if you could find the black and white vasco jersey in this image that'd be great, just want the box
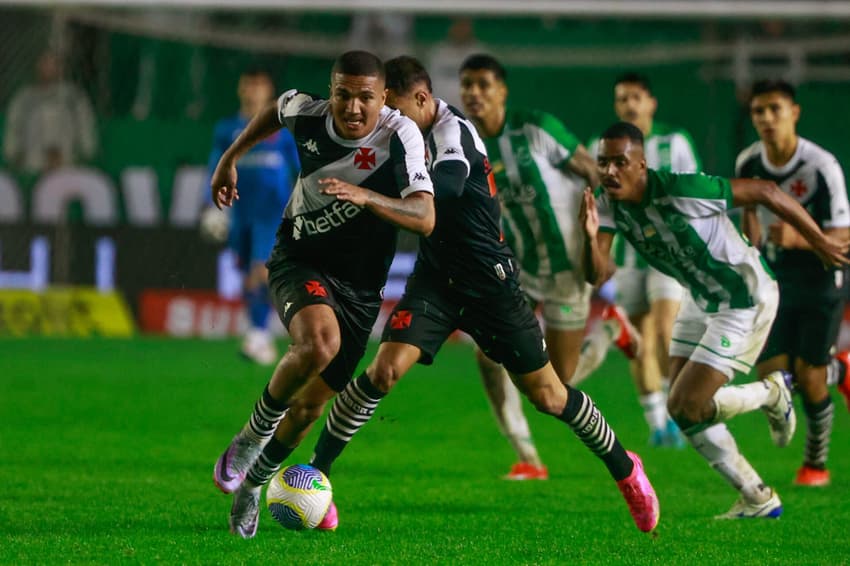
[272,89,433,291]
[415,100,515,296]
[736,137,849,292]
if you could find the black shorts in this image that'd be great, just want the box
[268,258,381,392]
[758,290,846,367]
[381,272,548,375]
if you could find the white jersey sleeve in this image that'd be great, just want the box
[276,89,316,129]
[670,133,700,174]
[819,155,850,229]
[431,103,470,176]
[390,114,435,198]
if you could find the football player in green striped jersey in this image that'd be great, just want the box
[738,79,850,486]
[583,120,849,518]
[459,54,640,480]
[587,72,701,447]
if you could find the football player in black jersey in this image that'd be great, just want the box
[739,79,850,486]
[210,51,435,538]
[306,56,659,535]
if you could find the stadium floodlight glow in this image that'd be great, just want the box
[3,0,850,20]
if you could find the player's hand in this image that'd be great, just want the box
[319,177,369,206]
[767,221,802,248]
[812,233,850,268]
[580,188,599,238]
[211,158,239,209]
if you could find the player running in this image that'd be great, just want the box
[302,56,659,535]
[203,68,300,364]
[587,72,701,447]
[583,121,849,518]
[210,51,436,538]
[458,54,641,480]
[738,79,850,486]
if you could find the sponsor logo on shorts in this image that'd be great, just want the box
[390,310,412,330]
[720,335,731,348]
[305,280,328,298]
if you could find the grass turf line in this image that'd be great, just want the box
[1,337,849,565]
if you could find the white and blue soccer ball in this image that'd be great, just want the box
[198,206,230,243]
[266,464,333,530]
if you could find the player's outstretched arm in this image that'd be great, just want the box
[210,102,282,209]
[564,145,601,189]
[732,178,850,267]
[319,178,436,236]
[580,188,615,286]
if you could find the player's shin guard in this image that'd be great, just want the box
[802,396,834,469]
[570,322,617,386]
[558,386,633,481]
[687,423,771,503]
[482,361,542,465]
[310,372,385,477]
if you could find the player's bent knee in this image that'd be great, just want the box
[525,385,565,416]
[667,395,711,428]
[293,334,341,375]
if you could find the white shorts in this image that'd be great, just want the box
[520,270,592,331]
[613,266,683,317]
[668,281,779,380]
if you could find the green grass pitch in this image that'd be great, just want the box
[2,337,849,565]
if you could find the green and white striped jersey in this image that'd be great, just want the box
[597,170,774,313]
[589,122,701,269]
[482,107,584,278]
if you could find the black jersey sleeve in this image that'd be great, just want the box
[431,160,468,200]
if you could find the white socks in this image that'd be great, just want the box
[640,391,668,432]
[570,320,618,386]
[712,380,777,422]
[486,365,542,465]
[688,423,772,504]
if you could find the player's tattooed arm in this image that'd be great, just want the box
[319,178,435,236]
[732,178,850,267]
[580,188,615,286]
[211,102,282,209]
[563,145,601,189]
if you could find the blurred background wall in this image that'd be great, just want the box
[2,1,849,337]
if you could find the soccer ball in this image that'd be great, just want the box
[266,464,333,530]
[198,206,230,243]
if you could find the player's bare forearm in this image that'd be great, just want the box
[565,145,601,189]
[740,206,761,247]
[366,190,435,236]
[733,178,850,266]
[732,179,822,244]
[221,102,282,163]
[583,232,614,286]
